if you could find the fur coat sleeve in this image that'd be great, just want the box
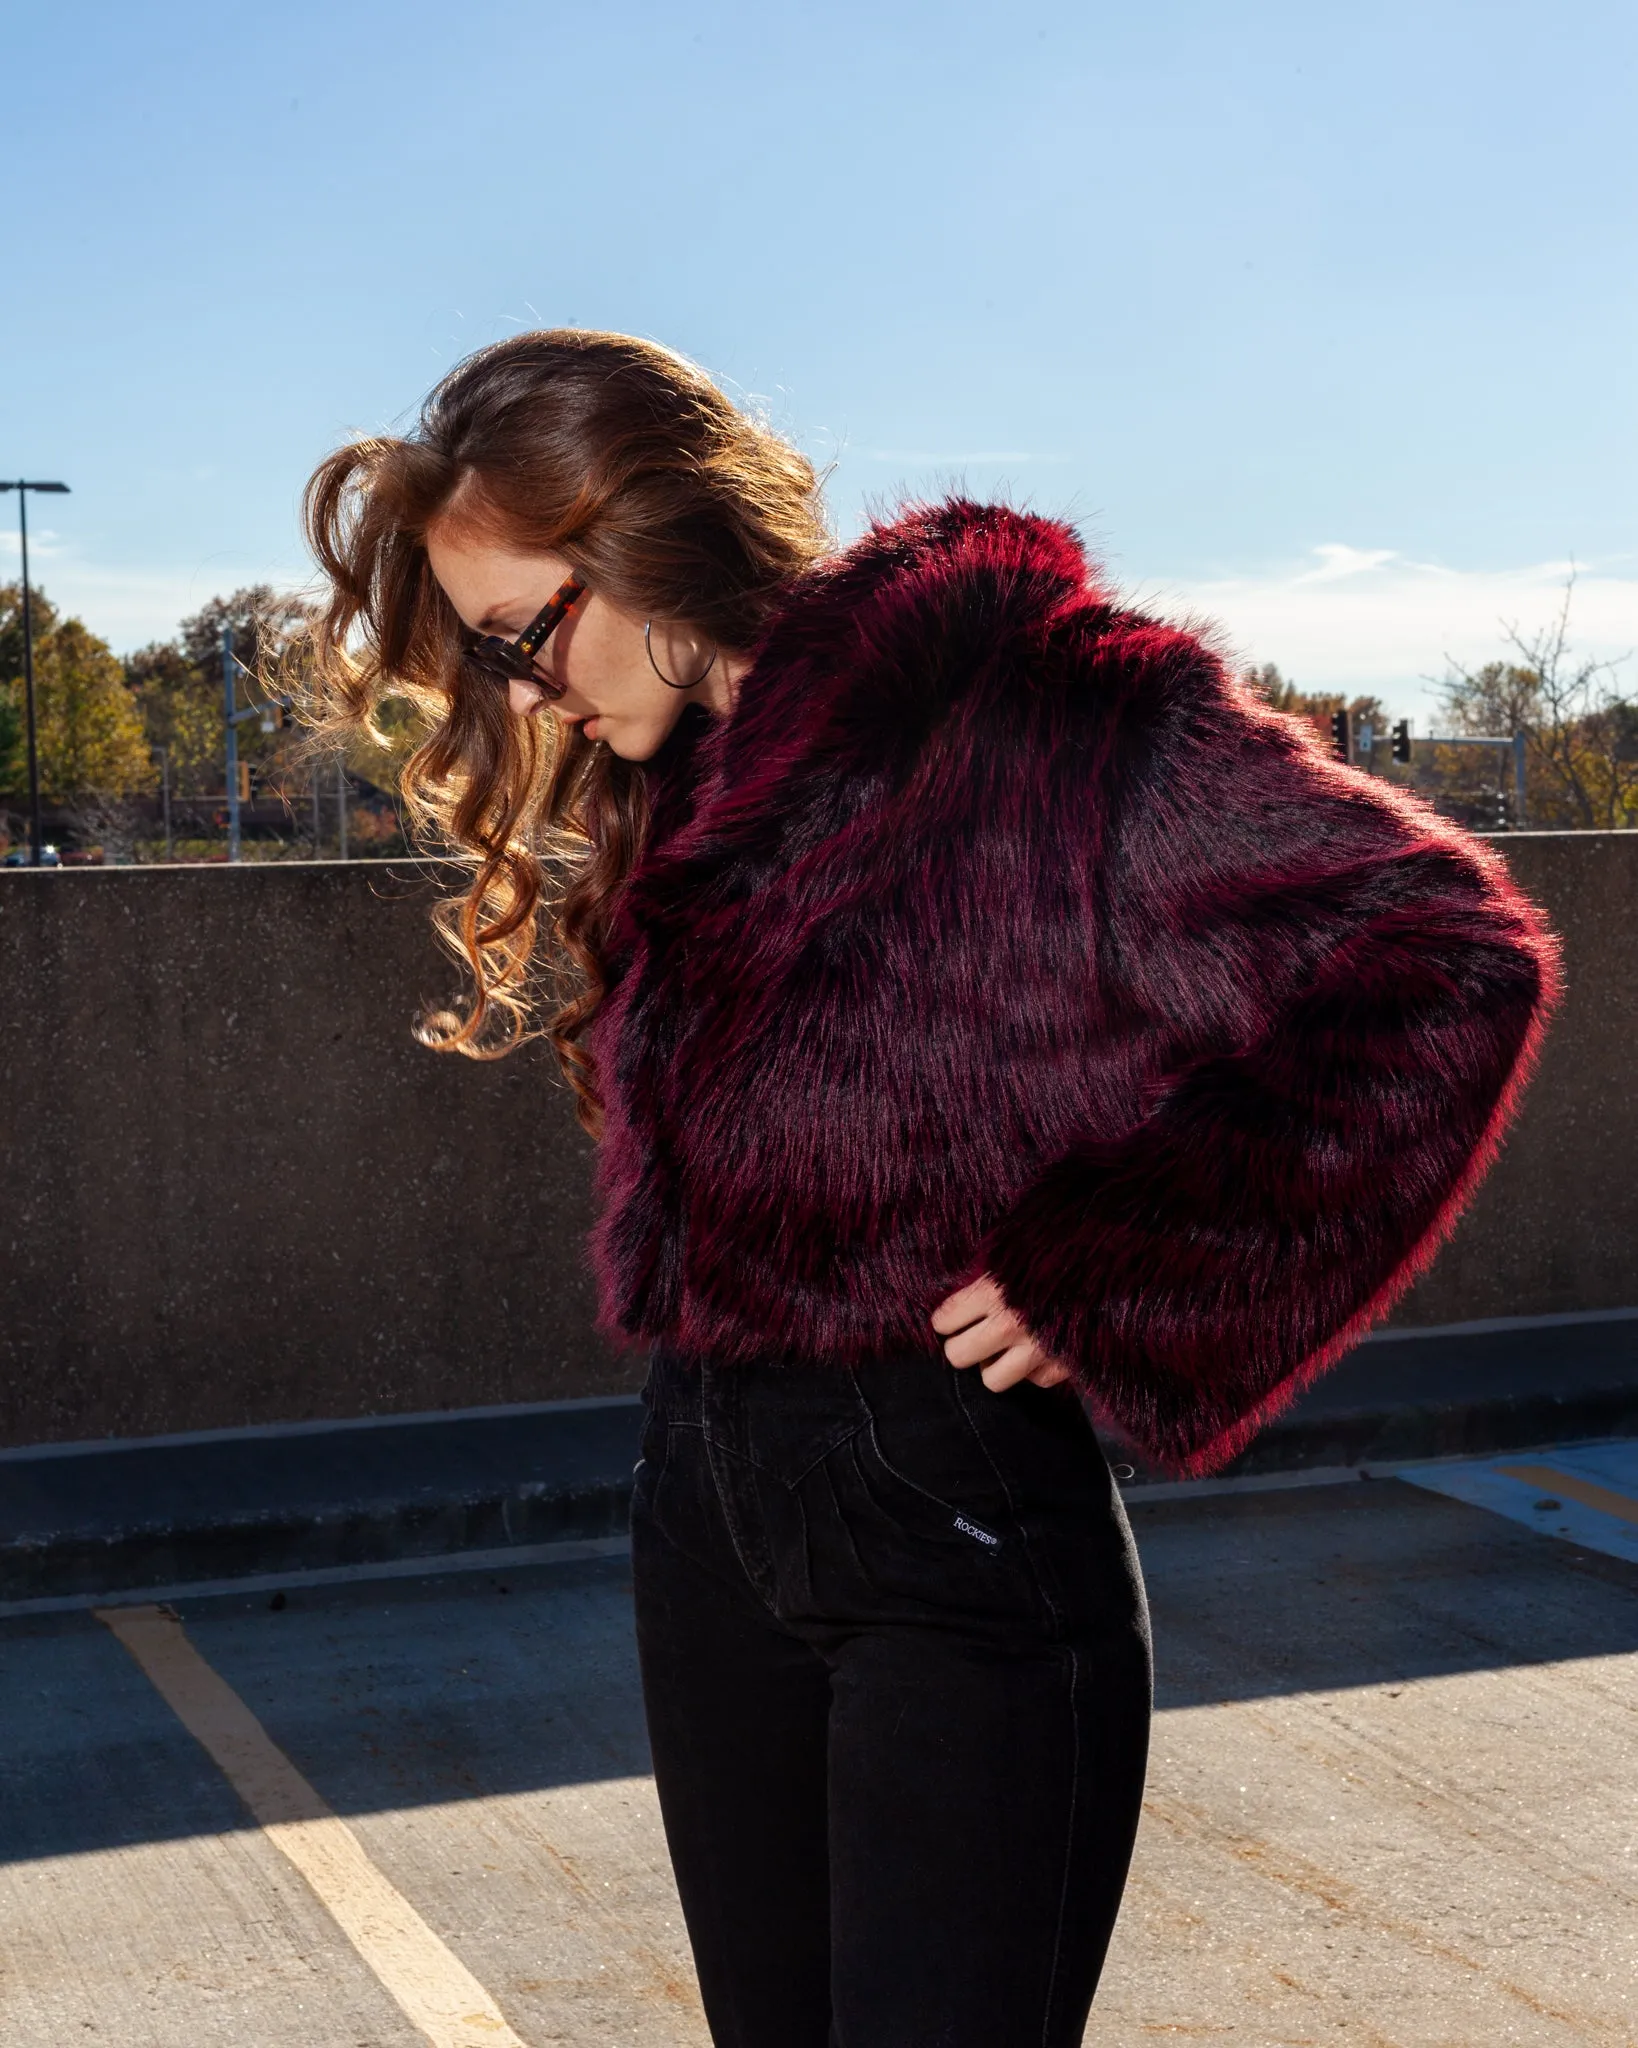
[971,608,1563,1475]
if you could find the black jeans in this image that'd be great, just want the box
[630,1338,1154,2047]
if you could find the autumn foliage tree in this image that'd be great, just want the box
[0,583,153,802]
[126,584,315,799]
[1242,663,1387,758]
[1241,582,1637,831]
[1437,575,1638,830]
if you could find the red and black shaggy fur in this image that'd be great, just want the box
[583,498,1563,1477]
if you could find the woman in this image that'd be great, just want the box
[303,330,1560,2046]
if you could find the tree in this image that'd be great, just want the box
[0,672,21,795]
[127,584,316,803]
[125,635,225,798]
[0,585,153,803]
[1437,575,1638,830]
[0,581,59,794]
[35,620,155,801]
[0,579,60,681]
[1243,663,1387,758]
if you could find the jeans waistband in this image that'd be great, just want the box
[643,1334,979,1439]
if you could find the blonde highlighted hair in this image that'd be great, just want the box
[298,330,832,1136]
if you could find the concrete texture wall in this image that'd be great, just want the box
[1,863,608,1447]
[1,834,1632,1447]
[1379,831,1637,1326]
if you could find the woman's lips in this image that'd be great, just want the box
[553,705,604,739]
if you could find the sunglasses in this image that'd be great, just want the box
[460,571,586,700]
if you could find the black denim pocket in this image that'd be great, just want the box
[855,1420,1013,1561]
[813,1361,1052,1622]
[806,1415,1042,1628]
[714,1362,872,1489]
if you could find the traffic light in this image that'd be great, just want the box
[1329,708,1350,762]
[1492,787,1513,831]
[236,761,252,804]
[1391,719,1411,763]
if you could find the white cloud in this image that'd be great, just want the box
[0,532,310,652]
[8,528,1637,726]
[1145,548,1638,719]
[1300,544,1401,583]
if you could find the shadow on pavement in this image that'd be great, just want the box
[2,1481,1634,1867]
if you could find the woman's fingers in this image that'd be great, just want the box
[930,1272,1073,1392]
[978,1350,1074,1392]
[928,1274,1004,1333]
[979,1344,1044,1392]
[938,1308,1021,1369]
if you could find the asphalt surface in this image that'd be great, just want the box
[2,1451,1635,2046]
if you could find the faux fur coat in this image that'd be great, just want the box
[583,498,1562,1477]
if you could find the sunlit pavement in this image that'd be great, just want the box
[1392,1436,1638,1566]
[2,1459,1634,2046]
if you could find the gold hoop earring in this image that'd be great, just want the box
[645,619,719,691]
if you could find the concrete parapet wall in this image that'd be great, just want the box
[1,833,1632,1447]
[1,863,608,1447]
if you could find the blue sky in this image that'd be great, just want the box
[5,0,1634,720]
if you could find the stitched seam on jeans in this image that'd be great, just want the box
[1041,1644,1081,2046]
[702,1430,781,1615]
[835,1436,883,1586]
[948,1381,1065,1634]
[731,1419,865,1489]
[861,1419,975,1520]
[850,1390,1012,1559]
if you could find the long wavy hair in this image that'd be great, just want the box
[298,330,833,1137]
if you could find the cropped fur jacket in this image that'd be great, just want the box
[583,498,1561,1476]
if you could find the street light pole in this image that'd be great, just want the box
[2,479,71,866]
[1423,730,1530,828]
[222,625,241,863]
[152,745,173,860]
[1513,729,1528,829]
[221,625,285,863]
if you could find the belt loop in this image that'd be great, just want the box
[648,1337,706,1427]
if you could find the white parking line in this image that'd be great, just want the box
[2,1533,633,1619]
[96,1604,530,2048]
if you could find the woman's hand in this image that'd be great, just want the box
[929,1274,1074,1392]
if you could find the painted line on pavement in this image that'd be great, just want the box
[1494,1461,1638,1527]
[96,1603,528,2048]
[0,1533,632,1619]
[1393,1438,1638,1565]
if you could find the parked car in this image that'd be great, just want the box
[3,843,62,867]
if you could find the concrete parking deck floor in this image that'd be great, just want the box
[2,1461,1635,2046]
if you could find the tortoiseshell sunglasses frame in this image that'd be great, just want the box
[461,572,586,698]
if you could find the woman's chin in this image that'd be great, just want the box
[567,710,677,763]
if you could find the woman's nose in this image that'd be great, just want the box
[508,676,547,716]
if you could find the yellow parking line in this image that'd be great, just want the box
[1494,1463,1638,1528]
[97,1604,528,2048]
